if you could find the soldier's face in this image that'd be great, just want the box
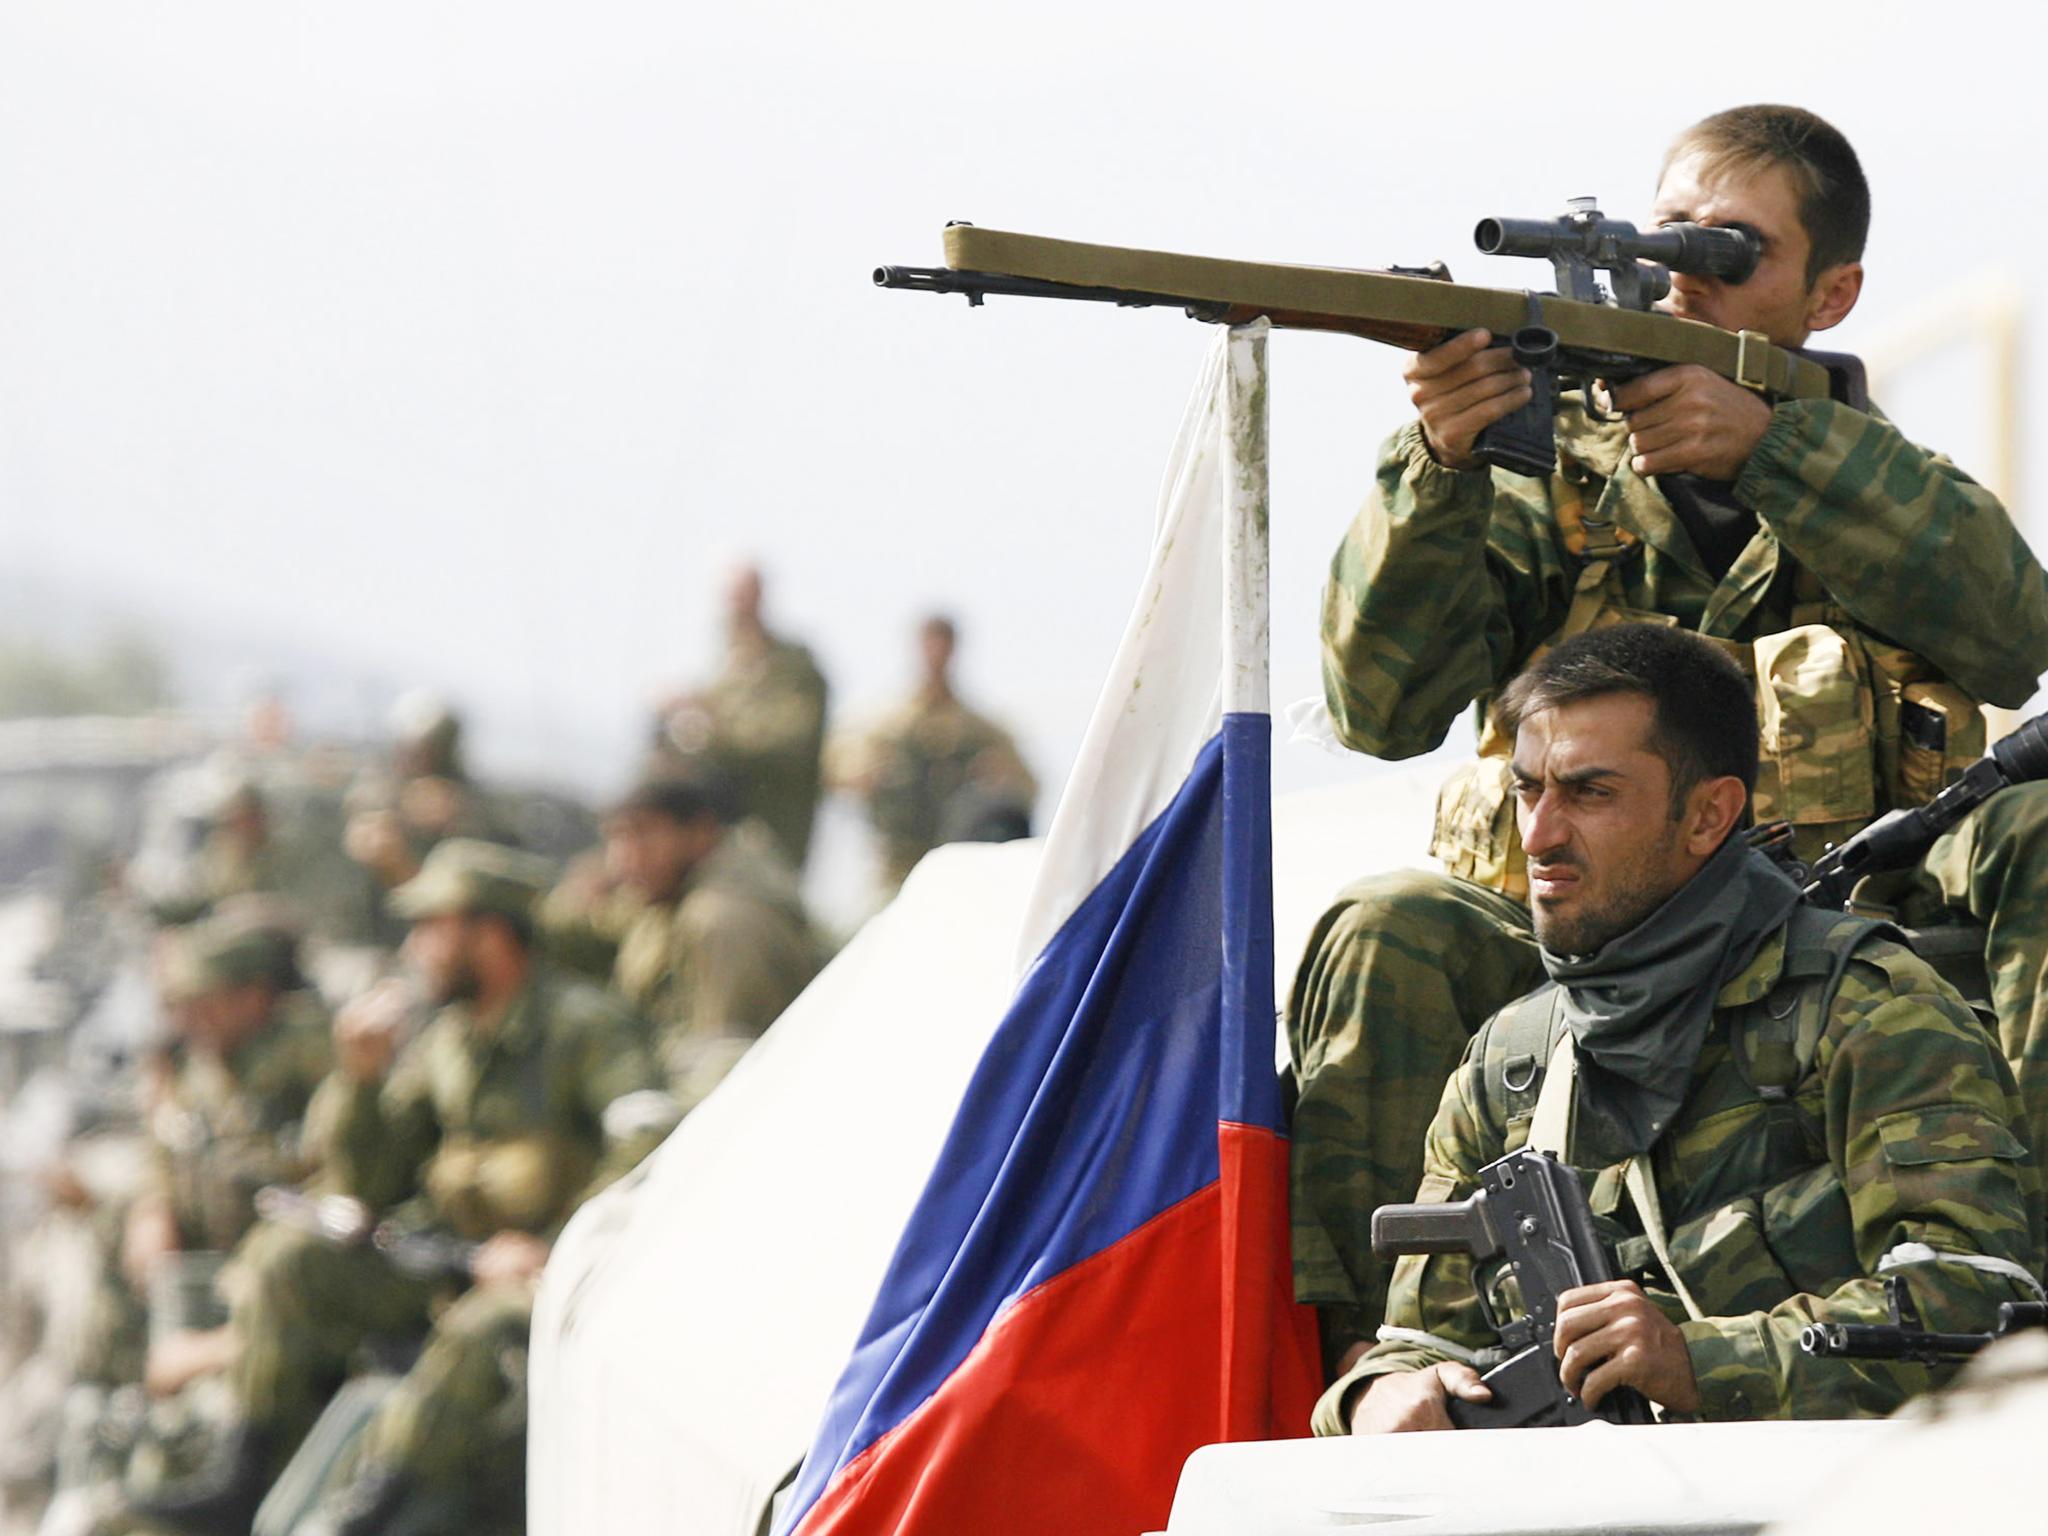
[604,809,713,904]
[406,913,483,1005]
[1650,153,1860,346]
[1511,694,1698,957]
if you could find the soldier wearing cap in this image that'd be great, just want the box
[606,770,824,1111]
[115,911,333,1396]
[342,694,499,905]
[657,563,831,870]
[132,839,668,1535]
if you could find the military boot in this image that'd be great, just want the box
[123,1419,272,1535]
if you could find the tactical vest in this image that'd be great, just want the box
[1474,905,1884,1319]
[1430,441,1987,901]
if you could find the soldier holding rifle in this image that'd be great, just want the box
[1290,104,2048,1378]
[1323,625,2041,1434]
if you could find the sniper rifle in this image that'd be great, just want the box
[876,203,1858,476]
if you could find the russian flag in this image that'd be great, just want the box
[776,323,1321,1536]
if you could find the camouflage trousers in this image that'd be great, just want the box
[1915,781,2048,1166]
[1284,869,1540,1374]
[227,1223,436,1461]
[1285,782,2048,1378]
[356,1282,531,1489]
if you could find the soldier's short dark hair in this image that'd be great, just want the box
[1492,625,1758,820]
[1664,104,1869,284]
[611,767,735,828]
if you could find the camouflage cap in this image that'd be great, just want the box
[162,913,303,1001]
[387,838,554,924]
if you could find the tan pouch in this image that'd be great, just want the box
[1429,756,1527,901]
[1750,625,1876,826]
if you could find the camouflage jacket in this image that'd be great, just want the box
[310,967,661,1241]
[145,992,332,1253]
[1313,914,2045,1431]
[1322,398,2048,872]
[612,820,822,1111]
[671,633,830,869]
[845,689,1036,889]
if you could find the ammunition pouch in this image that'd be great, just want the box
[1434,573,1988,893]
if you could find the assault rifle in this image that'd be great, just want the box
[1800,1274,2048,1363]
[1370,1147,1654,1428]
[254,1185,479,1282]
[877,204,1851,477]
[1798,709,2048,906]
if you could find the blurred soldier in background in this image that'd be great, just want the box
[657,564,829,870]
[120,908,332,1402]
[534,848,642,985]
[2,908,330,1534]
[832,614,1036,898]
[342,694,496,905]
[130,840,666,1535]
[181,784,284,923]
[605,771,823,1112]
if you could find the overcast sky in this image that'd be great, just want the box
[1,2,2038,863]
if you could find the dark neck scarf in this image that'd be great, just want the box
[1540,835,1803,1157]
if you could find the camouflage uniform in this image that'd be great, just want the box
[224,965,658,1481]
[1313,912,2044,1431]
[536,847,645,982]
[145,992,332,1261]
[842,689,1036,894]
[80,926,331,1386]
[666,634,829,869]
[1294,396,2048,1364]
[612,820,822,1111]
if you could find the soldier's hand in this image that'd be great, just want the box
[120,1195,181,1294]
[1609,364,1774,481]
[333,981,411,1085]
[1347,1362,1491,1433]
[144,1326,235,1399]
[1407,330,1532,471]
[473,1231,551,1288]
[1554,1278,1700,1413]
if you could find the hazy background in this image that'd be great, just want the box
[0,0,2037,912]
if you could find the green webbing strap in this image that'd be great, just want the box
[942,226,1834,401]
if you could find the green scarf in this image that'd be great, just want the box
[1540,834,1803,1157]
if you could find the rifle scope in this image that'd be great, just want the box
[1475,208,1759,285]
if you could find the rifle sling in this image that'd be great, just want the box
[1526,1031,1706,1323]
[941,226,1832,402]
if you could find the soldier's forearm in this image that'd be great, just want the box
[1738,399,2048,706]
[1322,425,1510,757]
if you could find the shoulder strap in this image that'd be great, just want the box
[1487,984,1569,1131]
[1737,905,1892,1097]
